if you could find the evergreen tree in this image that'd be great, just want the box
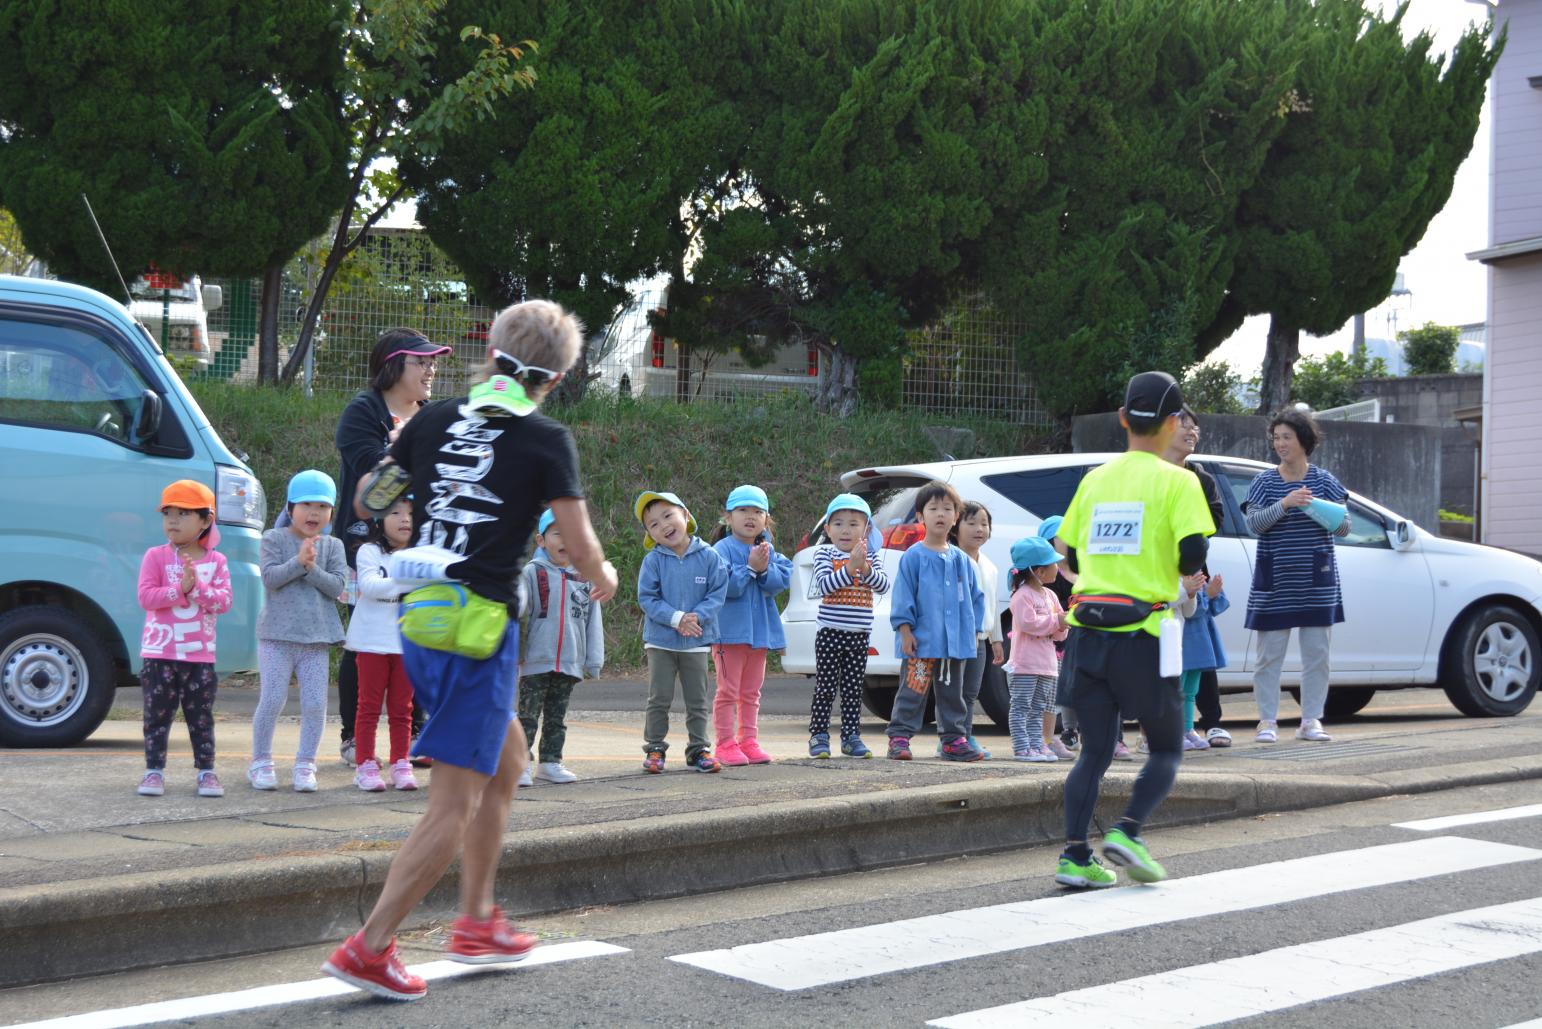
[1400,321,1460,375]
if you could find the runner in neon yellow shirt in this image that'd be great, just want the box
[1052,371,1214,888]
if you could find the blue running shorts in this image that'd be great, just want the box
[402,624,520,776]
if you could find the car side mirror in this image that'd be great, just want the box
[134,389,163,442]
[202,284,223,313]
[1392,519,1415,551]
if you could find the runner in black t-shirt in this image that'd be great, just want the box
[323,300,618,1001]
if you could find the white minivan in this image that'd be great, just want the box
[780,454,1542,728]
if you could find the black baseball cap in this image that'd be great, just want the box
[1123,370,1185,424]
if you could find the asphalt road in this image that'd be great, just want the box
[9,778,1542,1028]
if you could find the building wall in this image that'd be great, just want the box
[1484,253,1542,556]
[1070,413,1442,532]
[1356,374,1483,516]
[1491,0,1542,245]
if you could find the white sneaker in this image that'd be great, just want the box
[1255,721,1278,744]
[518,766,533,787]
[1296,718,1333,742]
[293,761,318,792]
[536,762,578,784]
[248,759,277,791]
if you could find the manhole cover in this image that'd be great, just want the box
[1231,741,1420,761]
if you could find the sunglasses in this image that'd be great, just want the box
[493,349,562,384]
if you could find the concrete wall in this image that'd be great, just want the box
[1356,374,1482,517]
[1071,413,1443,532]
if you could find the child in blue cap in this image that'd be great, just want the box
[636,490,729,773]
[1006,536,1069,761]
[251,470,349,792]
[808,493,891,758]
[516,508,606,785]
[710,484,793,765]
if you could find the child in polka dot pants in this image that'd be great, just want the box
[808,494,891,758]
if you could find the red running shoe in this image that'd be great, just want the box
[447,907,538,965]
[321,931,427,1001]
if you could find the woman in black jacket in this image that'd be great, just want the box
[333,329,450,764]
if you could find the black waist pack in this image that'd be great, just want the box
[1070,593,1170,629]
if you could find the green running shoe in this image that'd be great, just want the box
[1102,827,1166,884]
[1055,855,1118,889]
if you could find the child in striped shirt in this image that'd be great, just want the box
[808,494,891,758]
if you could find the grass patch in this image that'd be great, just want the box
[191,382,1048,670]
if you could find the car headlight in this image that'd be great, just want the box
[216,464,266,530]
[166,324,194,347]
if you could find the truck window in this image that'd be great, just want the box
[0,317,151,443]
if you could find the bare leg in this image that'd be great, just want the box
[458,722,527,921]
[361,760,489,952]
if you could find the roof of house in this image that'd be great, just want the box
[1467,236,1542,264]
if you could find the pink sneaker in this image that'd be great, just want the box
[1047,738,1075,760]
[390,759,419,790]
[354,759,386,792]
[716,740,749,766]
[1112,741,1134,762]
[738,738,772,764]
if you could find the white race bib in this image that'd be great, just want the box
[1087,502,1144,555]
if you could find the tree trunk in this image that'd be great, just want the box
[1256,314,1301,415]
[816,344,859,417]
[256,261,283,385]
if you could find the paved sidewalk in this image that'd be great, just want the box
[2,684,1538,987]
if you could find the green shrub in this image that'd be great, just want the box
[191,383,1046,670]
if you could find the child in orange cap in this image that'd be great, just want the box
[136,480,233,798]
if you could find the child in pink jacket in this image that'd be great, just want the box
[136,480,233,798]
[1005,537,1069,762]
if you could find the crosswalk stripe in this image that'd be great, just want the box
[1394,803,1542,832]
[8,941,629,1029]
[668,837,1541,991]
[927,896,1542,1028]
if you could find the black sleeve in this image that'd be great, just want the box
[1178,533,1208,575]
[539,422,585,504]
[336,395,390,480]
[1192,466,1226,533]
[1063,545,1079,575]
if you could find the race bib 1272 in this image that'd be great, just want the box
[1087,502,1144,555]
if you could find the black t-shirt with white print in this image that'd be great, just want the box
[390,397,583,607]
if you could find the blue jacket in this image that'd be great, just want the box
[637,537,730,650]
[1182,589,1230,672]
[890,543,984,661]
[713,536,793,649]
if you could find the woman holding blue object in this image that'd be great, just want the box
[1243,407,1351,744]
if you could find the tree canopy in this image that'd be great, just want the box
[1400,322,1461,375]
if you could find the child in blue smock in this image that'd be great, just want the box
[1180,572,1230,750]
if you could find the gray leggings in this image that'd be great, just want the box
[252,640,330,764]
[1252,627,1332,722]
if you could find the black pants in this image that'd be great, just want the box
[1062,627,1183,848]
[1195,668,1223,731]
[141,658,219,770]
[811,627,869,740]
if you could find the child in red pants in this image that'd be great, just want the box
[710,485,793,765]
[345,498,417,791]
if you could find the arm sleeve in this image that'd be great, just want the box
[865,556,892,596]
[983,561,1003,643]
[517,564,537,640]
[1178,584,1200,617]
[260,532,307,590]
[1013,588,1061,637]
[693,551,730,626]
[718,541,755,599]
[760,549,793,595]
[193,554,233,615]
[585,598,605,676]
[813,547,853,595]
[1209,589,1232,618]
[1333,514,1352,538]
[336,399,390,482]
[306,538,348,599]
[636,554,676,627]
[538,424,585,505]
[1246,502,1287,536]
[355,545,402,601]
[136,549,180,610]
[967,558,985,636]
[889,550,919,631]
[1178,534,1208,576]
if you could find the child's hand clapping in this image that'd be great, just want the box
[678,612,703,638]
[1181,571,1206,597]
[1057,609,1070,627]
[748,541,771,573]
[848,538,869,579]
[179,558,198,596]
[1206,572,1225,599]
[298,537,317,570]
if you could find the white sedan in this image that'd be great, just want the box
[780,454,1542,728]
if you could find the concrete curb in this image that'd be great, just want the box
[6,755,1541,988]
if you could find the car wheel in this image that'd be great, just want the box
[1442,605,1540,717]
[0,606,116,747]
[978,656,1011,729]
[861,676,935,724]
[1284,686,1377,719]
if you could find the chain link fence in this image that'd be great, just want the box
[202,228,1047,426]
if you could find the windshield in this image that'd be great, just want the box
[130,272,197,303]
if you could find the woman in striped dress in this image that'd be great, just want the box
[1243,408,1352,744]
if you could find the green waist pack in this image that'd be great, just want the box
[398,582,509,660]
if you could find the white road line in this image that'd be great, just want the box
[668,837,1541,991]
[1394,803,1542,832]
[927,896,1542,1028]
[1500,1020,1542,1029]
[7,941,629,1029]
